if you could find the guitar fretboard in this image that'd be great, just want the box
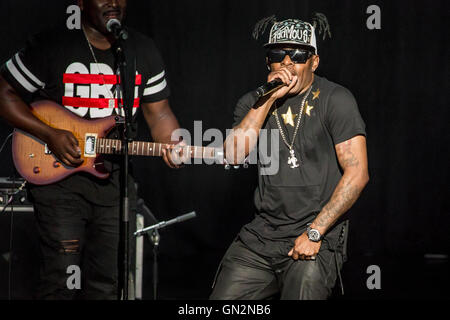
[96,139,219,160]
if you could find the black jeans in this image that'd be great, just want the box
[31,187,121,300]
[210,235,346,300]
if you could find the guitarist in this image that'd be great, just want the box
[0,0,182,299]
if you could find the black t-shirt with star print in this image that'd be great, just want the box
[232,75,366,258]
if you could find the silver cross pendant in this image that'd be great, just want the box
[287,149,300,169]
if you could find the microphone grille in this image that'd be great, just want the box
[106,18,121,32]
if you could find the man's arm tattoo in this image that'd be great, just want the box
[314,177,362,229]
[314,138,367,230]
[337,139,359,168]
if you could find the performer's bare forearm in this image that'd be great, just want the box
[142,99,180,143]
[224,96,275,164]
[0,76,54,142]
[311,174,365,234]
[310,136,369,234]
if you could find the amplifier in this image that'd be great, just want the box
[0,177,33,212]
[0,177,38,299]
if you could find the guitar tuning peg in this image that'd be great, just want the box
[233,165,240,169]
[224,164,231,170]
[243,163,249,169]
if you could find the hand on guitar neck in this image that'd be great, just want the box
[162,140,189,169]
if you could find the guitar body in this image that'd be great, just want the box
[12,100,117,185]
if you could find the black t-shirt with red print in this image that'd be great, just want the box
[1,25,170,205]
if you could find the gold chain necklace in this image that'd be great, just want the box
[273,84,313,169]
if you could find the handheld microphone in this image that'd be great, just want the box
[255,79,285,98]
[106,18,128,40]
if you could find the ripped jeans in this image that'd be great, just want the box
[31,187,121,300]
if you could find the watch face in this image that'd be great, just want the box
[308,229,321,242]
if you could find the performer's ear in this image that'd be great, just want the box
[311,55,320,72]
[266,58,271,71]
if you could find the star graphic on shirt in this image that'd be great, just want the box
[312,88,320,100]
[305,101,314,117]
[281,106,297,127]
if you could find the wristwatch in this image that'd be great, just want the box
[307,225,322,242]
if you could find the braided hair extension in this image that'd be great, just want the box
[252,15,277,40]
[252,13,332,43]
[311,12,332,40]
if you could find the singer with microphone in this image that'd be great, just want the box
[0,0,184,299]
[211,16,369,300]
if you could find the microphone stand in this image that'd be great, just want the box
[134,211,196,300]
[114,35,132,301]
[150,230,159,300]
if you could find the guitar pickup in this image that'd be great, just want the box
[84,133,97,157]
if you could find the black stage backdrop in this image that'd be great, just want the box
[0,0,448,299]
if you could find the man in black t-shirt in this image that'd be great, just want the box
[0,0,182,299]
[210,19,369,300]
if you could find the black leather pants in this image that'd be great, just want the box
[210,235,346,300]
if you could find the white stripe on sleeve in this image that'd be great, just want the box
[6,59,38,93]
[14,53,45,88]
[143,79,167,96]
[146,70,165,85]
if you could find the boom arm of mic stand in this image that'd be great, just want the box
[134,211,197,237]
[134,211,196,300]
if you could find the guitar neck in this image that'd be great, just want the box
[96,138,220,160]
